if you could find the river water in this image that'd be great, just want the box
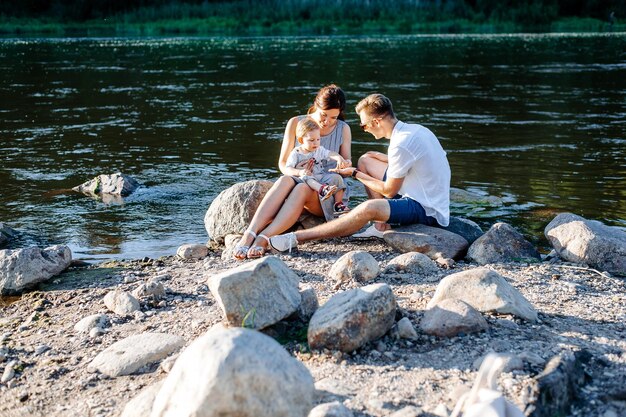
[1,34,624,260]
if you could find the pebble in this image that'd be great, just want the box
[34,345,51,356]
[1,360,17,383]
[89,328,103,338]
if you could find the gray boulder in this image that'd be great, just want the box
[420,299,488,337]
[384,224,468,261]
[428,267,538,322]
[208,256,301,329]
[73,172,139,197]
[467,222,540,264]
[0,223,17,248]
[545,213,626,276]
[439,216,484,244]
[88,332,184,377]
[151,326,315,417]
[0,245,72,295]
[328,251,380,284]
[204,180,274,243]
[385,252,439,276]
[308,283,396,352]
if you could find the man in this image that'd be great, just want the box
[270,93,450,252]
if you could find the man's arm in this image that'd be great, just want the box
[330,166,404,198]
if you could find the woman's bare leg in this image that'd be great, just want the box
[247,184,321,257]
[234,176,296,259]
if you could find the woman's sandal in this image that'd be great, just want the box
[247,234,270,259]
[233,229,257,260]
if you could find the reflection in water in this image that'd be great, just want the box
[0,34,624,260]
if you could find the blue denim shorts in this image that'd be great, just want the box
[383,170,437,226]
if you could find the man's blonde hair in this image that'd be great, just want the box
[296,117,320,142]
[355,93,395,119]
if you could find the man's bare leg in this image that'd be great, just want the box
[357,153,392,231]
[294,199,391,243]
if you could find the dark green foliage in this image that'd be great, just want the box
[0,1,624,34]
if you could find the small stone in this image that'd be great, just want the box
[34,345,50,356]
[89,327,103,338]
[1,360,17,383]
[396,317,418,340]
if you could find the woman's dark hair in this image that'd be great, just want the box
[307,84,346,121]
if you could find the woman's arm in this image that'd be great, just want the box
[338,122,352,166]
[278,116,300,175]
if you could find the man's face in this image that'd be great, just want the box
[358,111,382,139]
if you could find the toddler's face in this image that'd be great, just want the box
[300,130,321,152]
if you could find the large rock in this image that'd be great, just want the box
[308,283,396,352]
[384,252,439,276]
[0,245,72,295]
[545,213,626,276]
[204,180,274,243]
[467,222,540,264]
[73,172,139,196]
[439,216,484,244]
[427,267,538,322]
[384,224,468,260]
[328,251,380,284]
[208,256,301,329]
[151,326,315,417]
[88,332,184,377]
[308,401,354,417]
[420,299,488,337]
[0,223,17,248]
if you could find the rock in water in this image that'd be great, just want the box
[151,326,315,417]
[0,245,72,295]
[545,213,626,276]
[73,172,139,196]
[204,180,274,243]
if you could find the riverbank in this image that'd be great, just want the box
[1,237,624,416]
[0,16,623,37]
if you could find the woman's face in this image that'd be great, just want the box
[311,108,341,129]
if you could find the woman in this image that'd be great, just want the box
[234,84,352,259]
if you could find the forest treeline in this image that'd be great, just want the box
[1,0,623,34]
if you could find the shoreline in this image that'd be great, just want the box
[0,237,624,416]
[0,17,623,37]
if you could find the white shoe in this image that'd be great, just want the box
[352,224,385,239]
[269,232,298,253]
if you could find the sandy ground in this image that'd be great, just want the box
[0,237,625,417]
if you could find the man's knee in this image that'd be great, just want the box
[357,153,375,172]
[352,199,389,221]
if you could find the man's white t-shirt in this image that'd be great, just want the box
[386,121,451,227]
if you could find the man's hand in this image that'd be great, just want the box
[329,166,357,177]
